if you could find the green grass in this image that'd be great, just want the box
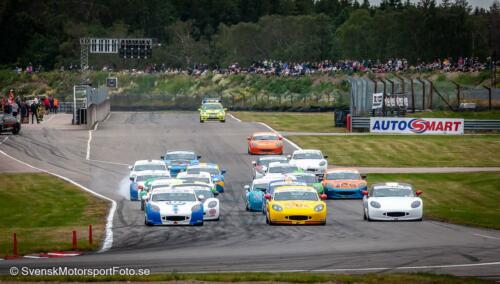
[0,272,490,283]
[288,135,500,167]
[232,111,347,132]
[0,173,108,256]
[409,111,500,120]
[367,172,500,229]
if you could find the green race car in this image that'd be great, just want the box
[199,103,226,123]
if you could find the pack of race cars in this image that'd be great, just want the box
[246,135,424,224]
[128,151,225,226]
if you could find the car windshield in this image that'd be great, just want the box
[252,183,268,192]
[372,187,414,197]
[165,153,196,160]
[134,164,166,171]
[152,192,196,201]
[326,172,361,180]
[293,152,322,159]
[268,165,298,174]
[194,189,215,199]
[187,167,220,175]
[136,175,162,182]
[202,103,223,110]
[258,157,287,166]
[253,135,279,141]
[179,177,210,184]
[294,175,317,184]
[274,191,318,201]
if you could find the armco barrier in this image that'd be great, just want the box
[86,99,110,129]
[351,117,500,131]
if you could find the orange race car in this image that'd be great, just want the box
[322,168,367,199]
[247,132,284,155]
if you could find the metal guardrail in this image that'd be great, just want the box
[351,117,500,131]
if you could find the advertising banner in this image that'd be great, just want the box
[372,93,383,109]
[370,117,464,135]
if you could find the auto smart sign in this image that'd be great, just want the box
[370,117,464,135]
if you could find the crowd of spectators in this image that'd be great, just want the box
[1,90,59,124]
[14,57,495,77]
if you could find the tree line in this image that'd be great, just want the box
[0,0,498,69]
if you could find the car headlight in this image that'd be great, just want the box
[314,204,324,212]
[272,204,283,211]
[370,201,381,208]
[208,201,218,208]
[192,204,202,211]
[411,201,421,208]
[150,204,160,212]
[319,161,326,166]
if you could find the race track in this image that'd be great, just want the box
[1,112,499,278]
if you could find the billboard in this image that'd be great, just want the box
[370,117,464,135]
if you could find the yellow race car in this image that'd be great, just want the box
[264,186,328,225]
[199,102,226,123]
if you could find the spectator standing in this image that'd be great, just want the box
[11,100,19,118]
[43,96,50,114]
[53,98,59,113]
[20,99,28,123]
[30,100,39,124]
[49,96,54,113]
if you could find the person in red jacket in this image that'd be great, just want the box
[43,96,50,114]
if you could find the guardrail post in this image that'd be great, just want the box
[346,114,352,132]
[72,230,77,250]
[452,81,461,108]
[89,225,93,246]
[381,80,387,116]
[483,86,492,111]
[13,233,18,257]
[410,79,416,112]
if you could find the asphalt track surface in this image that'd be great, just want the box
[1,112,500,279]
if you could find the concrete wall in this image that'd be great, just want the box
[86,99,110,129]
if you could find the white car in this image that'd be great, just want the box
[363,182,423,221]
[176,172,216,193]
[173,183,220,221]
[252,156,288,179]
[144,188,204,226]
[130,170,170,201]
[129,160,168,180]
[264,162,300,179]
[288,149,328,178]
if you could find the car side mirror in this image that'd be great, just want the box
[362,190,369,196]
[324,155,329,159]
[197,155,202,159]
[361,175,367,179]
[287,155,292,159]
[252,161,256,166]
[221,169,226,174]
[320,194,327,200]
[247,137,251,141]
[416,190,423,196]
[198,195,205,201]
[128,166,133,170]
[160,156,164,160]
[278,136,283,140]
[141,195,148,200]
[264,194,271,200]
[138,185,144,190]
[129,177,134,181]
[244,185,250,191]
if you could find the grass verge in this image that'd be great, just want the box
[288,135,500,167]
[367,172,500,229]
[0,173,108,255]
[0,272,491,283]
[231,111,346,133]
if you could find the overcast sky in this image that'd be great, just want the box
[368,0,495,8]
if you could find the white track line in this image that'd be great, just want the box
[86,122,99,160]
[42,114,57,124]
[257,122,302,150]
[474,233,500,241]
[0,149,116,253]
[0,136,8,145]
[228,113,241,122]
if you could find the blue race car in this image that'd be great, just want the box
[186,163,226,193]
[244,178,270,211]
[161,151,201,177]
[144,188,204,226]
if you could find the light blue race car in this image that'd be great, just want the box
[244,180,269,212]
[161,151,201,177]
